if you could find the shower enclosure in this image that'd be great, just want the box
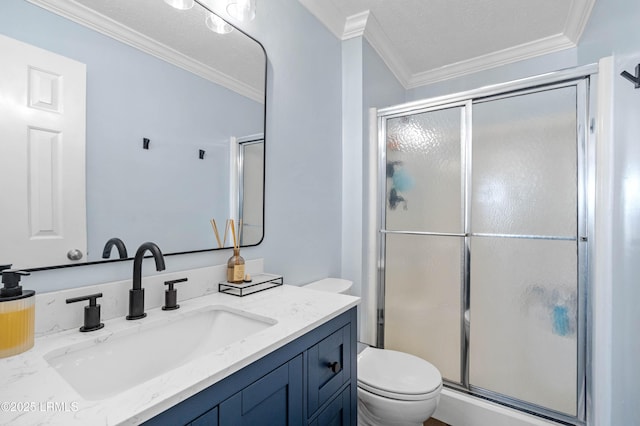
[376,68,594,425]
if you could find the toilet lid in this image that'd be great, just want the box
[304,278,352,294]
[358,347,442,400]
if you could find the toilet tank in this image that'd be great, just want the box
[303,278,352,295]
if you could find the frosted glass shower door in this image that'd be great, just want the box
[383,106,464,383]
[469,86,580,415]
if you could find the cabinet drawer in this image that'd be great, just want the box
[309,386,351,426]
[307,324,351,415]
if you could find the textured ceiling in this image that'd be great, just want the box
[300,0,596,87]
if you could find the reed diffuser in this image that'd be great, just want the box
[226,219,245,283]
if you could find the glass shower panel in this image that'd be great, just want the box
[471,87,577,237]
[239,141,264,245]
[385,107,463,233]
[469,237,577,415]
[384,233,462,382]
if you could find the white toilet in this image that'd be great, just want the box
[303,278,443,426]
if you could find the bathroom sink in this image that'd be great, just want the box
[44,305,276,400]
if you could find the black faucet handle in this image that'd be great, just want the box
[66,293,105,332]
[162,278,187,311]
[164,277,188,289]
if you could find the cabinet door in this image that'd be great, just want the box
[190,406,218,426]
[309,386,351,426]
[307,324,351,415]
[219,355,303,425]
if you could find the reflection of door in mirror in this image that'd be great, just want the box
[237,138,264,246]
[0,34,87,269]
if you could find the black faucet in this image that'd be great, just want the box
[102,237,128,259]
[127,242,165,320]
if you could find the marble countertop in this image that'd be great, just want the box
[0,285,359,425]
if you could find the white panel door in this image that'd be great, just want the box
[0,34,87,269]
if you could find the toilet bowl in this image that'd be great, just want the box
[357,346,442,426]
[303,278,443,426]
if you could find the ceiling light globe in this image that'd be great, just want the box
[227,0,256,22]
[164,0,194,10]
[206,13,233,34]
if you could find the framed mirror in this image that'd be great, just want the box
[0,0,266,270]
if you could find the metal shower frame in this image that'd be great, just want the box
[375,63,599,426]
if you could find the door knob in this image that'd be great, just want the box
[67,249,83,261]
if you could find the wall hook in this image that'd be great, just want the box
[199,149,205,159]
[620,64,640,89]
[143,138,150,149]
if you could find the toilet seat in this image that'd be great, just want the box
[357,347,442,401]
[358,379,442,401]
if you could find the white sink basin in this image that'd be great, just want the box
[44,305,276,400]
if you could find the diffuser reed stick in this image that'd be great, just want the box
[210,219,222,248]
[223,220,230,248]
[230,219,238,250]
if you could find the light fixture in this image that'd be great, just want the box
[226,0,256,22]
[205,12,233,34]
[163,0,194,10]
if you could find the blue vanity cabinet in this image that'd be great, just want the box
[218,355,303,424]
[309,386,352,426]
[144,307,357,426]
[190,407,218,426]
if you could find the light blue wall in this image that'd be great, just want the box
[339,36,405,342]
[608,53,640,426]
[9,0,343,292]
[362,40,406,109]
[234,0,343,285]
[577,0,640,424]
[341,37,364,300]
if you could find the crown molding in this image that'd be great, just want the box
[300,0,595,91]
[343,10,369,40]
[27,0,264,103]
[406,33,577,88]
[564,0,597,43]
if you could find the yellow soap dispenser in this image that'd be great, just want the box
[0,267,34,358]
